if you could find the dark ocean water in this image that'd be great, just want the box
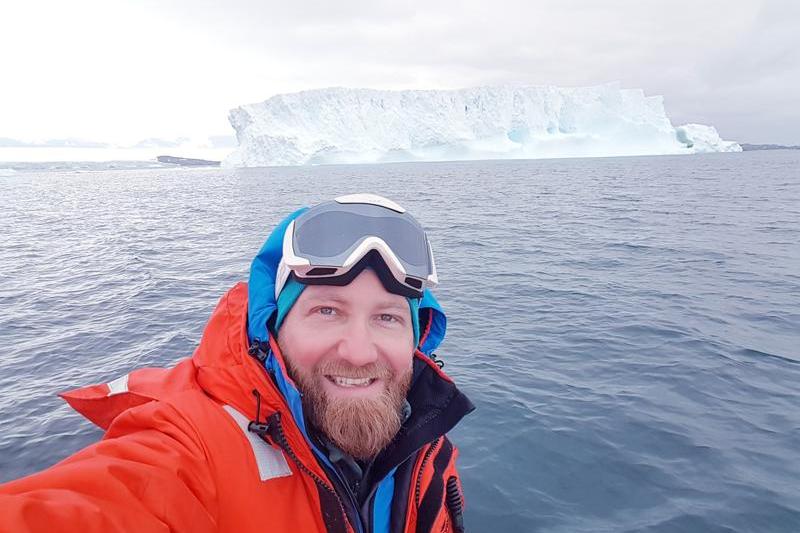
[1,151,799,532]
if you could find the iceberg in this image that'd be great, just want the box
[674,124,741,153]
[225,84,741,167]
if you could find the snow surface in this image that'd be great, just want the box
[674,124,741,153]
[225,84,741,167]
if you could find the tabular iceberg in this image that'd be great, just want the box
[224,84,741,167]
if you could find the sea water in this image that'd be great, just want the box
[1,151,798,532]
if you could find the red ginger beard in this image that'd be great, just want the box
[283,356,413,461]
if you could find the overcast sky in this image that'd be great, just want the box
[2,0,798,145]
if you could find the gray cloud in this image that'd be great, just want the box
[3,0,797,144]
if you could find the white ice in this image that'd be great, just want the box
[224,84,741,168]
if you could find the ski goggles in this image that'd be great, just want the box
[275,194,438,299]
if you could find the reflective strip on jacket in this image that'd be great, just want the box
[0,283,474,533]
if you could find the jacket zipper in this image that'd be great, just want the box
[262,411,353,533]
[445,476,465,533]
[248,348,362,533]
[247,344,401,533]
[324,457,368,533]
[413,437,441,506]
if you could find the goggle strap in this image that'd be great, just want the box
[294,251,423,299]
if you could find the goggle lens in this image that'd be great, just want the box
[294,211,430,267]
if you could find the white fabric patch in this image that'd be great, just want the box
[106,374,129,396]
[222,405,292,481]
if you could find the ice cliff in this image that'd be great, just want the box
[225,84,741,167]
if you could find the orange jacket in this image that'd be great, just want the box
[0,283,473,533]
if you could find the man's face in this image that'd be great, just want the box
[277,268,415,460]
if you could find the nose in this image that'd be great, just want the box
[335,318,379,366]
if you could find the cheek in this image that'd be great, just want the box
[279,325,333,370]
[383,343,414,376]
[377,323,414,374]
[285,338,332,369]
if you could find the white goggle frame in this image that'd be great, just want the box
[275,219,438,300]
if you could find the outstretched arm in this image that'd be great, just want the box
[0,400,218,533]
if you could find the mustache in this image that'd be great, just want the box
[314,361,393,380]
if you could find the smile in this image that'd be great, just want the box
[326,375,376,388]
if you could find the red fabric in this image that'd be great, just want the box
[0,282,463,533]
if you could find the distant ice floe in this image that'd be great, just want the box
[0,135,235,165]
[224,84,742,167]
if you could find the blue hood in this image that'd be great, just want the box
[247,208,447,356]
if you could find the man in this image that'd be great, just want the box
[0,193,475,533]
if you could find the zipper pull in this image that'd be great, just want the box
[247,389,271,438]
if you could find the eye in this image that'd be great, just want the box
[379,313,399,323]
[318,306,335,316]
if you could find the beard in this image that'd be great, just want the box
[284,356,412,461]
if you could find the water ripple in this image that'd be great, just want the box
[1,152,800,531]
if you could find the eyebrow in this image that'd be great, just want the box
[374,301,408,312]
[301,295,349,306]
[301,295,407,311]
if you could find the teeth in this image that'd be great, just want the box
[330,376,373,387]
